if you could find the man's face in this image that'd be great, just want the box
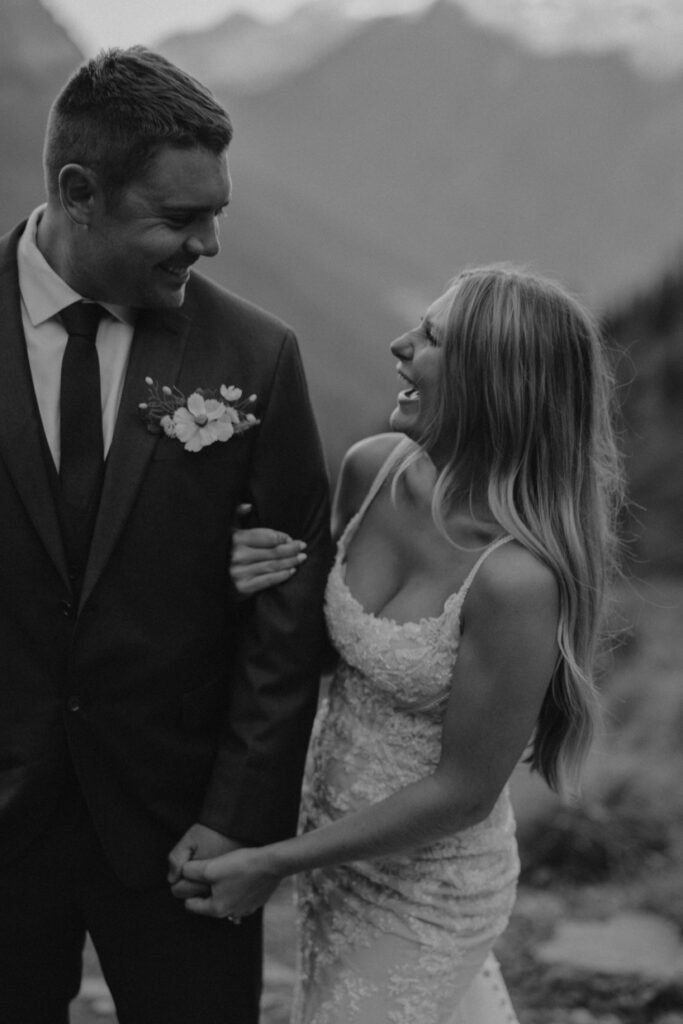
[79,145,232,309]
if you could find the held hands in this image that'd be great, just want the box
[181,845,283,920]
[167,822,243,899]
[231,503,307,596]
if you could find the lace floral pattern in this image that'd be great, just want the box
[291,455,520,1024]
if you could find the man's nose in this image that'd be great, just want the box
[185,219,220,259]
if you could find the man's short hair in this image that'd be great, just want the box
[44,46,233,202]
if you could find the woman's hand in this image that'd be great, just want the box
[231,504,307,596]
[181,846,282,920]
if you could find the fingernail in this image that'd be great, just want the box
[298,542,307,551]
[296,552,307,563]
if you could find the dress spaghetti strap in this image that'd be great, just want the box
[353,438,413,525]
[337,437,414,557]
[456,534,514,604]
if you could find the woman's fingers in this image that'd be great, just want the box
[229,523,307,595]
[232,527,294,551]
[231,551,306,577]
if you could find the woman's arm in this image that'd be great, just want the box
[183,542,559,919]
[229,434,404,595]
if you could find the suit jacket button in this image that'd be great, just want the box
[67,696,80,712]
[60,600,74,618]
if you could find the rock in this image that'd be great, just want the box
[536,912,683,980]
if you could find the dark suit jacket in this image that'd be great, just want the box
[0,222,332,888]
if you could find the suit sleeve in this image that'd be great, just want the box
[199,330,333,843]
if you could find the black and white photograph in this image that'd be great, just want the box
[1,1,682,1022]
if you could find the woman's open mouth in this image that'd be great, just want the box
[397,371,419,402]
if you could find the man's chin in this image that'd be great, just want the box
[145,282,188,310]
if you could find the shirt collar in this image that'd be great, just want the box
[17,205,135,328]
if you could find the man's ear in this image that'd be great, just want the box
[57,164,101,226]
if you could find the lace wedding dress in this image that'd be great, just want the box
[291,450,521,1024]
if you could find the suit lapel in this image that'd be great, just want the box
[0,226,69,588]
[79,305,190,611]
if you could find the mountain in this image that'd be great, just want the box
[0,0,81,229]
[166,1,683,475]
[217,0,683,304]
[159,2,364,94]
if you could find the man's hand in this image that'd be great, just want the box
[168,823,242,899]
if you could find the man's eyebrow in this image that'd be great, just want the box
[160,200,230,214]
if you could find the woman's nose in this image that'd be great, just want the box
[390,330,414,359]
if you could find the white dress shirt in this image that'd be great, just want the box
[17,205,136,469]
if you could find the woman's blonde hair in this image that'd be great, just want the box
[402,265,623,794]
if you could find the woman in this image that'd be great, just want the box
[183,266,623,1023]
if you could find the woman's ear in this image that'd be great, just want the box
[57,163,100,227]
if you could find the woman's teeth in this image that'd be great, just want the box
[399,386,419,401]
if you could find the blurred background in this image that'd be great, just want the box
[5,1,683,1020]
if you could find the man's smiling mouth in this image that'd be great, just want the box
[158,260,195,279]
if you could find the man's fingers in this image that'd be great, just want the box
[167,845,192,883]
[184,896,218,917]
[170,879,210,899]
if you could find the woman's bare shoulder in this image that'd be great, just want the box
[469,539,559,622]
[342,433,405,483]
[332,433,406,536]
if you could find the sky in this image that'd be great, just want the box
[42,0,432,51]
[42,0,683,76]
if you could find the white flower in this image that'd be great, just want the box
[140,378,259,449]
[172,393,236,451]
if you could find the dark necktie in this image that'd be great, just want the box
[59,300,106,574]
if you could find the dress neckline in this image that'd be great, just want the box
[336,441,512,629]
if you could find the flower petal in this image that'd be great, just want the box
[173,408,199,444]
[204,399,225,421]
[220,385,242,402]
[187,393,206,418]
[183,432,205,452]
[213,418,235,442]
[197,425,218,448]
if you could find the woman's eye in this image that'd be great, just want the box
[423,322,439,346]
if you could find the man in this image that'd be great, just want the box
[0,47,331,1023]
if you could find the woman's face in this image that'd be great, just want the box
[388,289,452,447]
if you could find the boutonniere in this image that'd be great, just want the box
[139,377,259,452]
